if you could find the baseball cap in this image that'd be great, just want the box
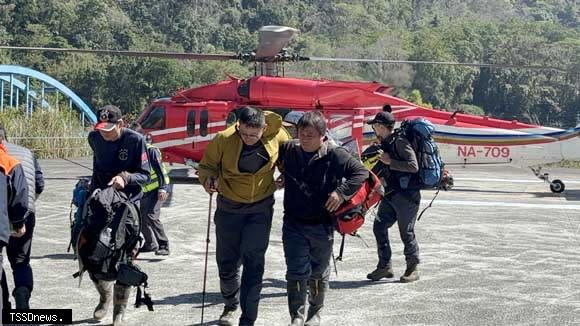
[95,105,122,131]
[367,111,395,127]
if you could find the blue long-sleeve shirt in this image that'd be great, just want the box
[88,128,150,198]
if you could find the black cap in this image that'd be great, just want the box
[95,105,122,131]
[367,111,395,127]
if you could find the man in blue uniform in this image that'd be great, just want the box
[87,105,150,326]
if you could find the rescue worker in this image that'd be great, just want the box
[366,111,421,283]
[87,105,150,325]
[130,123,171,256]
[0,124,44,309]
[277,111,368,326]
[0,138,29,324]
[197,106,290,326]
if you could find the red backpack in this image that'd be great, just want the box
[330,171,383,262]
[332,170,383,235]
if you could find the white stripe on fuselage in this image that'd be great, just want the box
[148,121,226,136]
[154,133,217,149]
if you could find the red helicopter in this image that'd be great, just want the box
[2,26,570,192]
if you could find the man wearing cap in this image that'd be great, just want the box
[87,105,150,325]
[366,111,421,283]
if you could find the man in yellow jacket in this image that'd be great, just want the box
[198,106,290,326]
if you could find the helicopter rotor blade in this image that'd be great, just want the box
[307,56,565,72]
[0,46,239,61]
[255,26,298,59]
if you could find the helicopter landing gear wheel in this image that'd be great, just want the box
[550,179,565,193]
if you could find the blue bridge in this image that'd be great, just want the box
[0,65,96,124]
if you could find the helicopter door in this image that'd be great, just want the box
[186,109,196,149]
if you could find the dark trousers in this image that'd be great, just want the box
[282,220,333,286]
[214,206,273,325]
[373,191,421,268]
[8,214,35,292]
[0,248,4,325]
[140,190,169,249]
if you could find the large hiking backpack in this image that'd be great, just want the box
[68,178,90,253]
[75,187,141,279]
[396,118,445,190]
[74,187,154,310]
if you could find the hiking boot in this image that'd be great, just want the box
[13,286,30,310]
[366,266,394,281]
[400,263,419,283]
[218,307,237,326]
[93,280,113,321]
[155,246,170,256]
[113,284,131,326]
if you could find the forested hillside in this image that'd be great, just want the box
[1,0,579,126]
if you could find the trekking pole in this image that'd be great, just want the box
[417,187,441,221]
[200,192,214,325]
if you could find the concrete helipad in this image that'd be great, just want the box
[8,159,580,325]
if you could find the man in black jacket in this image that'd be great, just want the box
[86,105,150,326]
[366,111,421,283]
[278,111,368,326]
[0,142,29,324]
[0,124,44,309]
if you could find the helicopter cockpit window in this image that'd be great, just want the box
[200,110,209,137]
[187,111,196,137]
[237,80,250,98]
[141,106,166,129]
[226,110,238,127]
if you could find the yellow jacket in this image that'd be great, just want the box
[198,111,290,204]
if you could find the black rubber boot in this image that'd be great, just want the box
[93,280,113,321]
[287,280,307,326]
[113,284,131,326]
[13,286,30,310]
[305,279,326,326]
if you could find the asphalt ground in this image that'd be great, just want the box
[7,159,580,325]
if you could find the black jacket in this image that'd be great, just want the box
[379,134,419,192]
[0,147,29,245]
[279,140,368,224]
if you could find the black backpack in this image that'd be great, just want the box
[74,187,154,311]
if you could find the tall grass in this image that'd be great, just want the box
[0,108,91,159]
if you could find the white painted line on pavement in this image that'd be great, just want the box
[454,177,580,184]
[432,200,580,210]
